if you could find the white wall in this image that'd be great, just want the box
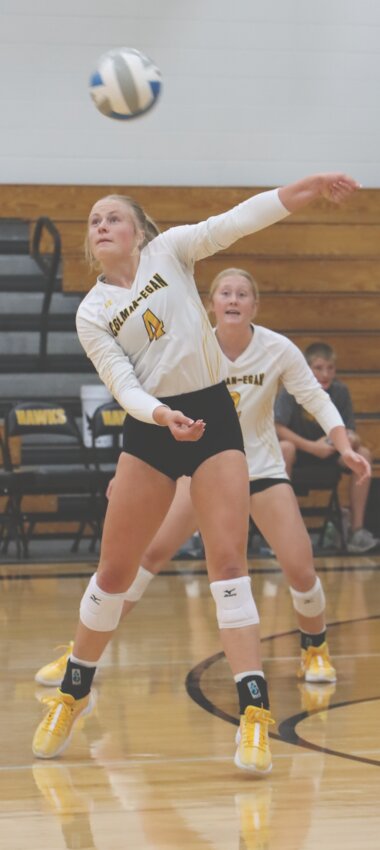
[1,0,380,186]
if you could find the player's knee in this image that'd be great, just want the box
[289,576,325,618]
[283,560,315,592]
[210,575,260,629]
[210,555,247,583]
[95,556,134,594]
[80,574,127,632]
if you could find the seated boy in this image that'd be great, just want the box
[274,341,379,554]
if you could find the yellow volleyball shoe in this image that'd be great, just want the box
[35,643,74,687]
[298,642,337,683]
[234,705,275,774]
[32,690,94,759]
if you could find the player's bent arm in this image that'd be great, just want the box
[339,448,372,483]
[346,429,361,450]
[279,343,343,436]
[76,313,162,423]
[328,425,355,456]
[329,427,371,481]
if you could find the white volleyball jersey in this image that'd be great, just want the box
[76,189,289,422]
[221,325,344,480]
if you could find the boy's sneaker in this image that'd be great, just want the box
[35,643,74,687]
[234,705,275,774]
[347,528,379,554]
[32,690,94,759]
[298,642,336,683]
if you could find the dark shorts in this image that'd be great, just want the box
[123,382,245,480]
[295,450,340,468]
[249,477,292,495]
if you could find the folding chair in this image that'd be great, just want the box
[89,400,126,492]
[0,432,30,557]
[76,400,126,546]
[291,464,346,552]
[3,401,100,556]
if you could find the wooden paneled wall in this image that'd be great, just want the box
[2,184,380,465]
[2,184,380,296]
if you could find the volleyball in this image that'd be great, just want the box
[89,47,162,120]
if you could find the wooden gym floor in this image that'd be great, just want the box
[1,554,380,850]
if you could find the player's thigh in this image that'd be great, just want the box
[251,483,314,572]
[143,475,198,568]
[99,451,176,572]
[191,450,250,579]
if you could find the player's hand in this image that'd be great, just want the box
[318,173,361,204]
[169,414,206,442]
[153,404,206,442]
[310,437,337,459]
[341,449,372,484]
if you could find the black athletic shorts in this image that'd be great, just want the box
[295,450,340,468]
[122,381,245,480]
[249,477,292,495]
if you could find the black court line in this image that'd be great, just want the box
[277,696,380,767]
[0,570,94,581]
[1,562,380,581]
[185,616,380,767]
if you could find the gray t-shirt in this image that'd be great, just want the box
[274,378,355,440]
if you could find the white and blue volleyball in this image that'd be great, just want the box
[89,47,161,120]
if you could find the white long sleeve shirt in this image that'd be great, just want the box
[222,325,344,480]
[76,189,289,423]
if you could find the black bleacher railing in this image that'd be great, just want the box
[31,216,61,360]
[0,216,96,420]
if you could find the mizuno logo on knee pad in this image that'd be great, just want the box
[90,594,101,605]
[210,576,260,629]
[80,575,125,632]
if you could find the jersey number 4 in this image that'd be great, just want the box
[142,308,165,342]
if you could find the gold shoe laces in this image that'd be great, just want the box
[40,696,74,734]
[242,707,275,752]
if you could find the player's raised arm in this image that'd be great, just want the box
[279,172,360,212]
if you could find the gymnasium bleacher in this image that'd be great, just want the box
[1,184,379,556]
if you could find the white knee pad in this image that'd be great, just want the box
[289,576,325,618]
[124,566,154,602]
[80,574,125,632]
[210,576,259,629]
